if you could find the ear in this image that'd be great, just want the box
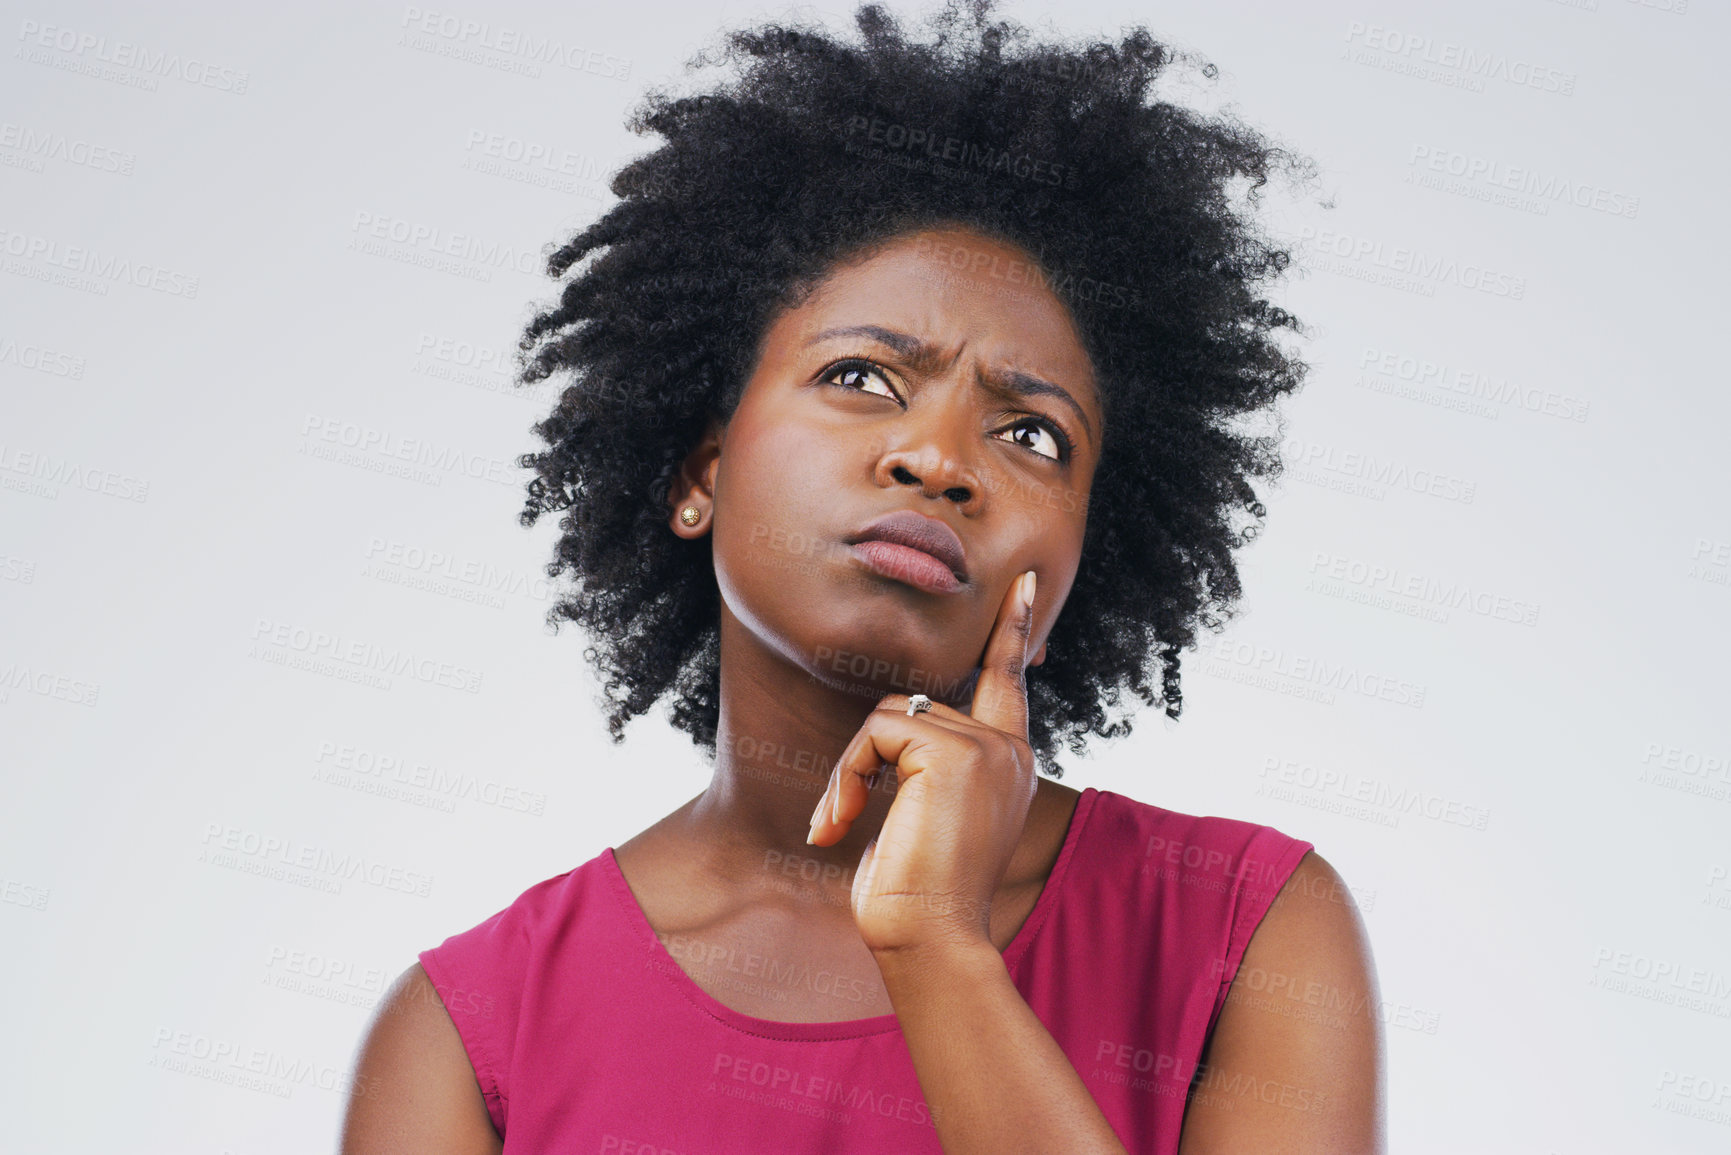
[668,413,726,537]
[1030,641,1047,667]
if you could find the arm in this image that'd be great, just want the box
[1178,851,1386,1154]
[875,940,1129,1154]
[340,963,504,1155]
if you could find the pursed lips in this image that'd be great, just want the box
[846,509,970,594]
[848,509,968,581]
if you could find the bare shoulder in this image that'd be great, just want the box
[340,962,503,1155]
[1178,851,1387,1155]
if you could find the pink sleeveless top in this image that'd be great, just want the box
[419,787,1313,1153]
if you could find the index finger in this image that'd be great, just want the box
[967,569,1035,737]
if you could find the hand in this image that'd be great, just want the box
[807,569,1040,957]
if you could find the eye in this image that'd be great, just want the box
[994,418,1070,463]
[820,358,902,403]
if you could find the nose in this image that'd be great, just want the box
[873,390,984,512]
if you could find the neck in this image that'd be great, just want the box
[657,606,1075,917]
[682,602,986,871]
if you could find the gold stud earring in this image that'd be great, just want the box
[679,506,702,527]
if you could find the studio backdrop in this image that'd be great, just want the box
[2,0,1726,1151]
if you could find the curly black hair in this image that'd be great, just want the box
[512,0,1316,777]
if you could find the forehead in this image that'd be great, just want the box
[768,227,1099,406]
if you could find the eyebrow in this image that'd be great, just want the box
[808,324,1096,447]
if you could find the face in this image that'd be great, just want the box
[672,225,1103,707]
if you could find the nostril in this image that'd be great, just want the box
[889,465,970,506]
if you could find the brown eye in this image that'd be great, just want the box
[995,418,1065,462]
[822,359,902,403]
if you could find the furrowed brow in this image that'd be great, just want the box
[983,369,1095,447]
[808,324,1094,446]
[808,325,942,371]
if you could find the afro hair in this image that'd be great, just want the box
[512,0,1316,777]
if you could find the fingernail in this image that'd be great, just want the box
[1022,570,1037,608]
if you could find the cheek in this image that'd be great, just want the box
[715,424,856,576]
[1034,528,1084,602]
[997,479,1086,549]
[1011,492,1087,604]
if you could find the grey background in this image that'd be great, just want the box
[2,0,1727,1151]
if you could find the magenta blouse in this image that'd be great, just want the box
[419,787,1314,1152]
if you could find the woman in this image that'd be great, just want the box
[342,3,1384,1151]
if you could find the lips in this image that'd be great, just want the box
[847,510,970,586]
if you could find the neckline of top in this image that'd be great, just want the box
[600,786,1102,1042]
